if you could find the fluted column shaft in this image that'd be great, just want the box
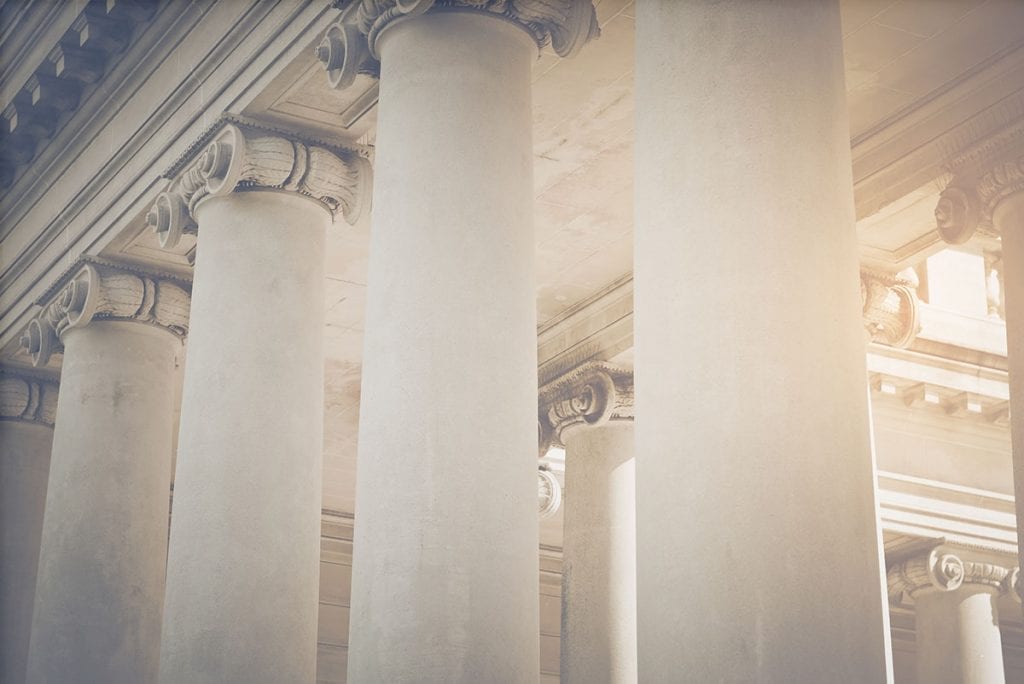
[560,421,637,684]
[346,12,540,682]
[0,373,56,684]
[159,192,328,683]
[634,1,890,680]
[27,321,181,683]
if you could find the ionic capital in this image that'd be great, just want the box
[860,267,920,348]
[538,466,561,520]
[146,116,372,249]
[0,369,58,427]
[539,361,633,447]
[317,0,599,89]
[19,257,191,367]
[934,117,1024,244]
[887,546,1015,604]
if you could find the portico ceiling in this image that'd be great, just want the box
[227,0,1024,512]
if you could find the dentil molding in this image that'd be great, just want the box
[317,0,600,89]
[861,267,920,348]
[0,369,58,427]
[146,116,372,249]
[538,361,633,452]
[887,544,1017,604]
[19,257,191,368]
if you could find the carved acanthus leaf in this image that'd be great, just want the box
[19,258,191,367]
[319,0,599,87]
[860,267,920,348]
[0,370,59,426]
[539,361,633,446]
[147,119,372,249]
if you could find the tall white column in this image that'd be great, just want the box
[933,150,1024,578]
[315,3,597,681]
[0,371,57,684]
[541,363,636,684]
[888,547,1012,684]
[19,260,190,683]
[634,1,890,680]
[147,121,369,683]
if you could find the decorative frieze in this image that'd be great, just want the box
[538,466,561,520]
[539,361,633,447]
[860,267,920,348]
[146,117,372,249]
[0,370,58,427]
[887,545,1015,604]
[20,257,190,367]
[318,0,599,88]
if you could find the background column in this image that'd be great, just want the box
[149,122,369,683]
[0,370,57,684]
[21,260,189,683]
[541,363,636,684]
[634,1,890,680]
[314,3,597,681]
[888,547,1010,684]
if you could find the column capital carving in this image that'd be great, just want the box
[538,466,561,520]
[19,257,191,367]
[860,267,920,348]
[317,0,599,89]
[0,368,58,427]
[539,361,633,447]
[146,115,372,249]
[934,117,1024,244]
[887,545,1015,604]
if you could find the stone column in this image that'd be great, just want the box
[540,362,636,684]
[19,259,190,683]
[147,120,369,683]
[888,547,1012,684]
[933,145,1024,577]
[0,370,57,684]
[634,1,891,680]
[315,3,597,681]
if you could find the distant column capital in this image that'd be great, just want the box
[539,361,633,447]
[934,118,1024,244]
[146,116,372,249]
[20,258,190,367]
[860,267,920,348]
[317,0,599,89]
[538,466,561,521]
[0,369,58,427]
[887,546,1014,603]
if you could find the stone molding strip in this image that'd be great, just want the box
[0,368,58,427]
[318,0,599,89]
[19,256,191,367]
[146,116,372,249]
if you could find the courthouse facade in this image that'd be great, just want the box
[1,0,1023,682]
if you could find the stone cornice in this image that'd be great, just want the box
[318,0,599,88]
[861,267,920,348]
[20,257,191,367]
[146,117,372,249]
[887,544,1016,604]
[0,368,58,427]
[538,361,633,449]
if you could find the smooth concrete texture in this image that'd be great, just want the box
[159,191,327,684]
[634,1,891,680]
[560,422,637,684]
[26,322,179,683]
[995,195,1024,581]
[0,420,52,684]
[347,12,539,683]
[914,587,1006,684]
